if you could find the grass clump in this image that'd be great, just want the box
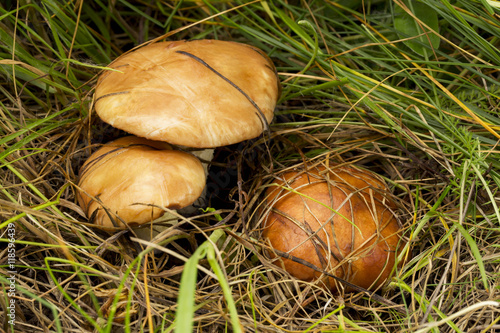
[1,0,500,332]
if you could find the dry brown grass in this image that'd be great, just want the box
[1,1,500,332]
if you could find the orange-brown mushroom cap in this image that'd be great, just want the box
[261,163,406,293]
[94,40,281,148]
[77,136,206,229]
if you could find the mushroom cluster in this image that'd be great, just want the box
[260,163,406,292]
[76,38,406,295]
[78,39,281,230]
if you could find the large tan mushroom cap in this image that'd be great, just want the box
[94,40,281,148]
[77,136,206,229]
[261,163,406,293]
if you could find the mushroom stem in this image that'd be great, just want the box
[180,148,214,214]
[132,210,178,244]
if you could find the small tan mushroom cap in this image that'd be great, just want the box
[77,136,206,229]
[261,163,406,293]
[94,40,281,148]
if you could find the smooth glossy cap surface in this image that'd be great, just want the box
[94,40,281,148]
[77,136,206,229]
[261,163,405,292]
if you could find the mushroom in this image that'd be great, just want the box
[77,136,205,230]
[93,39,281,149]
[91,39,281,216]
[261,163,406,292]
